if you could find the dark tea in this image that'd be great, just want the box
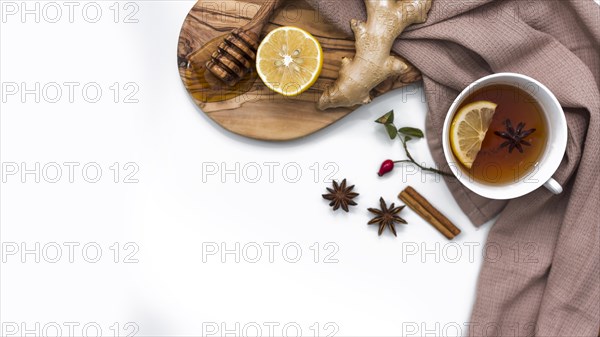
[456,84,547,184]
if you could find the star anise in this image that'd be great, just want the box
[367,197,407,236]
[494,119,536,153]
[322,179,359,212]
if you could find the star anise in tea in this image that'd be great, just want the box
[494,119,536,153]
[367,197,407,236]
[322,179,359,212]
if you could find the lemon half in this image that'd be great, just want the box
[450,101,498,169]
[256,26,323,97]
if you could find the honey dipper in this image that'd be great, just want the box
[205,0,284,86]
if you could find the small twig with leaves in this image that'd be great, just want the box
[375,110,453,178]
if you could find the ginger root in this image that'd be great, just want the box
[318,0,432,110]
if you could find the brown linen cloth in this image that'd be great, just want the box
[304,0,600,335]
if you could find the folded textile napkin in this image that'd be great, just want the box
[304,0,600,335]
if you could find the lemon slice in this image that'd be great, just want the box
[256,26,323,97]
[450,101,498,169]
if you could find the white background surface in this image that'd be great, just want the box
[0,1,494,336]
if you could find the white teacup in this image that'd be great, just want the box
[442,73,568,200]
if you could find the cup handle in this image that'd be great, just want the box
[543,178,563,194]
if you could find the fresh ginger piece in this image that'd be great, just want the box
[318,0,432,110]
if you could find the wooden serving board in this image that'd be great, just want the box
[178,0,422,141]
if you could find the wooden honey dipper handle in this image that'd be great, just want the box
[206,0,284,86]
[245,0,284,35]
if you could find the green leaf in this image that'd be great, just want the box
[398,127,424,138]
[385,124,398,139]
[404,136,413,142]
[375,110,394,124]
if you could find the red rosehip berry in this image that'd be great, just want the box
[378,159,395,176]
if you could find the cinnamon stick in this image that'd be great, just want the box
[399,186,461,240]
[405,186,461,237]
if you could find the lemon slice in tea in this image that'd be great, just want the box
[256,26,323,97]
[450,101,498,169]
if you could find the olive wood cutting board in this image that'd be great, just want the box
[178,0,422,141]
